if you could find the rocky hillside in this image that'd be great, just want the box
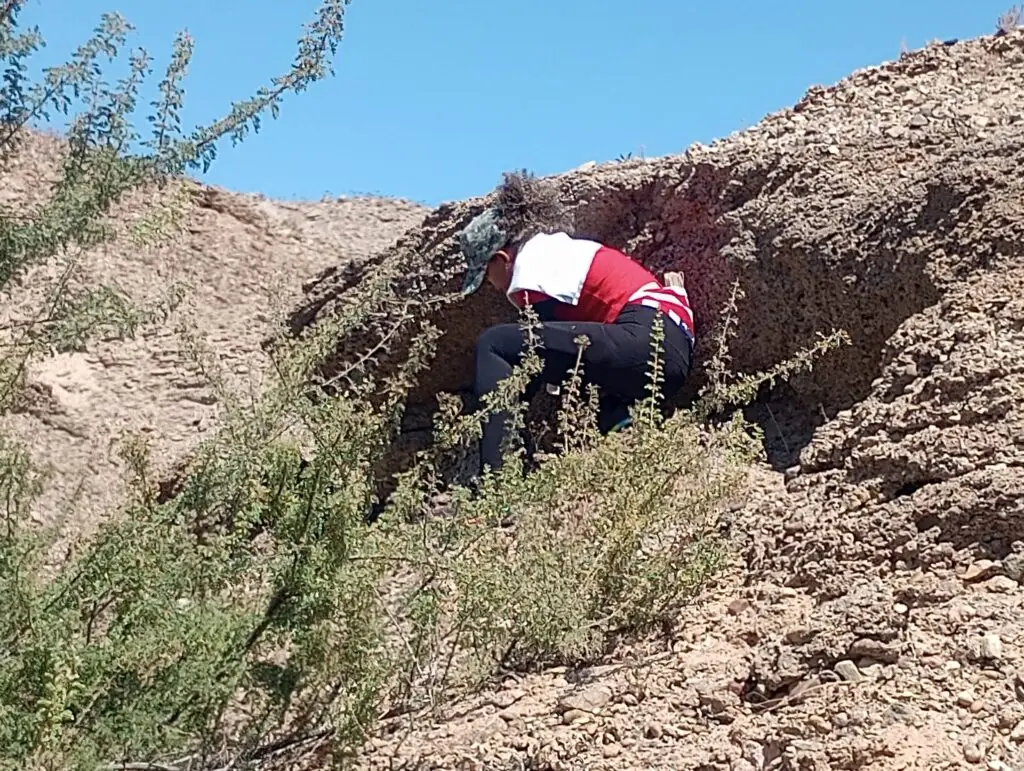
[289,30,1024,771]
[0,131,428,547]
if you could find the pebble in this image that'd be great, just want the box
[644,721,663,739]
[1003,552,1024,581]
[835,660,865,683]
[562,710,589,725]
[490,689,525,709]
[693,679,734,714]
[602,744,620,758]
[984,576,1018,593]
[979,634,1004,661]
[808,715,831,732]
[964,744,984,763]
[1011,720,1024,742]
[557,684,613,715]
[728,598,751,615]
[963,559,998,582]
[958,691,976,707]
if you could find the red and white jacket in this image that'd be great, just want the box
[505,232,694,341]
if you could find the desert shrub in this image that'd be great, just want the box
[0,2,389,768]
[0,3,852,769]
[370,299,848,715]
[998,4,1023,32]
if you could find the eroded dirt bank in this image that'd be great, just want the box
[289,30,1024,771]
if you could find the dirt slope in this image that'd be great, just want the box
[0,131,428,545]
[289,30,1024,771]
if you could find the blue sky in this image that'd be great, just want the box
[19,0,1016,206]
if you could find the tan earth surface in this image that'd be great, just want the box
[4,25,1024,771]
[0,131,428,547]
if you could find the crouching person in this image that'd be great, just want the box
[457,192,695,477]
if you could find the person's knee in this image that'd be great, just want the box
[474,324,521,362]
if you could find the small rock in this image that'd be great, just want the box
[728,598,751,616]
[849,637,901,663]
[462,715,508,744]
[808,715,831,732]
[575,160,597,172]
[1011,720,1024,742]
[1003,553,1024,582]
[785,627,815,644]
[958,691,976,708]
[644,721,663,739]
[909,113,929,128]
[693,678,736,715]
[602,744,620,759]
[561,709,589,725]
[490,689,525,709]
[835,660,865,683]
[984,576,1018,593]
[858,658,884,678]
[557,684,613,715]
[963,559,999,583]
[964,744,984,764]
[784,465,801,482]
[979,634,1004,661]
[996,707,1022,730]
[620,692,638,707]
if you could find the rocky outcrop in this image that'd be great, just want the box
[290,31,1024,479]
[288,29,1024,771]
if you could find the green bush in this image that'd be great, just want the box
[0,3,851,769]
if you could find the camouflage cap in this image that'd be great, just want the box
[458,208,508,295]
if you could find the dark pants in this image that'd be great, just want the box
[473,303,693,473]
